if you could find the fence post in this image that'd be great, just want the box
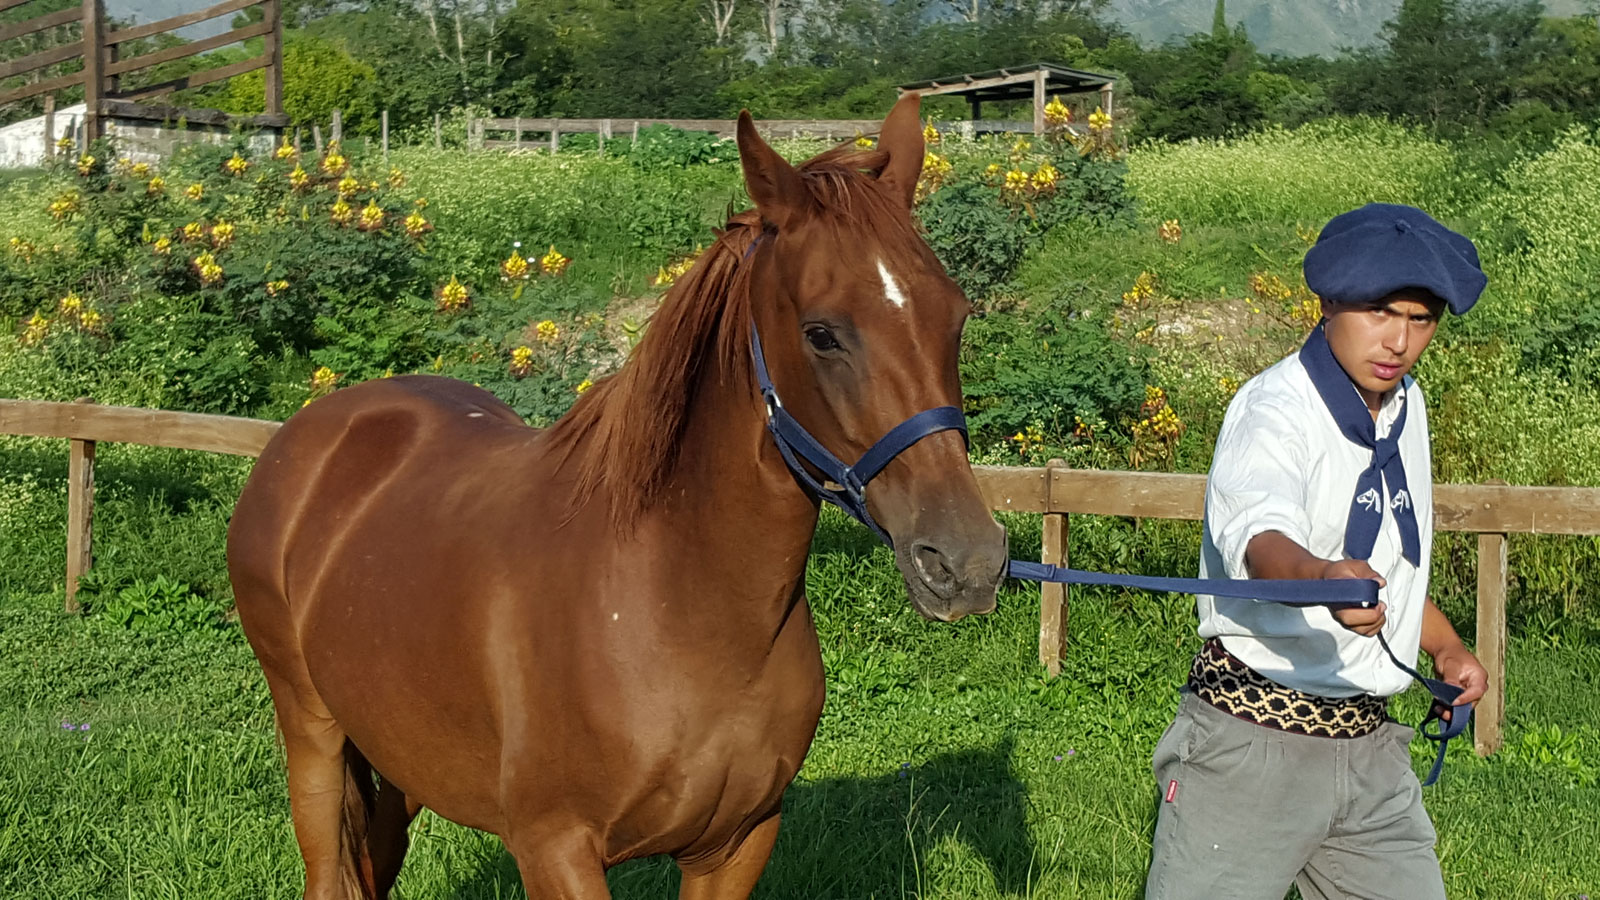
[262,0,282,116]
[1039,458,1069,676]
[80,0,105,143]
[65,398,96,613]
[513,116,522,148]
[1475,501,1509,755]
[312,123,323,154]
[43,95,55,160]
[632,120,639,145]
[331,109,342,145]
[550,118,560,153]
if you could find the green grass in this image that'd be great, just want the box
[1,441,1596,899]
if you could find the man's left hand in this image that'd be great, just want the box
[1430,644,1488,716]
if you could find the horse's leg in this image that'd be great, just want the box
[264,665,373,900]
[367,773,421,898]
[677,815,782,900]
[506,830,612,899]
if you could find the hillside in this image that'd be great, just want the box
[1107,0,1593,57]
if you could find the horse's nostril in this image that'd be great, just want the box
[913,541,957,591]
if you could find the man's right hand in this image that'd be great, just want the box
[1322,559,1387,636]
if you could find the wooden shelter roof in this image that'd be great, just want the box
[897,62,1114,103]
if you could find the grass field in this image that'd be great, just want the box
[1,441,1597,899]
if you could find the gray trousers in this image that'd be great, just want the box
[1145,691,1446,900]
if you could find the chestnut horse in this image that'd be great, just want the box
[226,94,1006,899]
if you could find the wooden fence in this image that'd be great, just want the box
[7,398,1600,756]
[0,0,285,143]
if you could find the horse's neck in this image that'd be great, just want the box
[644,349,821,628]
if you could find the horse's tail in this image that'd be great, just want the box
[341,740,381,900]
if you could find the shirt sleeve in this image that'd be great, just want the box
[1204,392,1316,579]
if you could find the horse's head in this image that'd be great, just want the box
[735,94,1006,622]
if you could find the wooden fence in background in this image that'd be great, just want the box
[7,397,1600,756]
[0,0,285,143]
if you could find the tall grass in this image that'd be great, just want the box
[1126,117,1458,226]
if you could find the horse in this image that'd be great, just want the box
[225,93,1007,900]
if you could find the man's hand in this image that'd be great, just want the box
[1321,558,1387,636]
[1430,644,1488,712]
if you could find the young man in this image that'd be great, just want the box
[1145,203,1490,900]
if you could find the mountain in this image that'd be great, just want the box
[1106,0,1595,57]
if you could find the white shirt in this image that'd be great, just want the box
[1197,352,1432,698]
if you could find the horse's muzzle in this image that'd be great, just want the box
[896,520,1006,622]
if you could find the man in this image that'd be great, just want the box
[1145,203,1490,900]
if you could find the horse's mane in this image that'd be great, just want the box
[543,145,912,528]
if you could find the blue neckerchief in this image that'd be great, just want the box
[1298,322,1422,567]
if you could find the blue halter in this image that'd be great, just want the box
[741,240,1468,785]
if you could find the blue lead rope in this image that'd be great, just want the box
[1007,561,1470,786]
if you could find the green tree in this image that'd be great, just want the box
[219,32,380,133]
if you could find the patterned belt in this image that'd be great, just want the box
[1188,638,1388,739]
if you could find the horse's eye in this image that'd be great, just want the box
[805,326,840,353]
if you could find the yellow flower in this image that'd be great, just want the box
[916,152,954,202]
[76,154,96,176]
[388,168,406,189]
[509,345,535,378]
[1043,95,1072,129]
[47,190,81,220]
[436,275,470,312]
[1218,376,1241,396]
[275,141,297,160]
[535,319,560,344]
[539,245,570,276]
[651,246,703,286]
[54,136,72,153]
[185,183,205,201]
[330,198,354,226]
[289,165,310,189]
[1158,219,1183,244]
[265,279,289,296]
[1002,169,1029,194]
[854,135,875,149]
[78,308,103,331]
[225,152,250,176]
[337,175,360,198]
[210,221,235,248]
[922,122,940,145]
[358,200,385,231]
[8,237,36,262]
[1088,107,1112,133]
[983,162,1003,182]
[131,161,151,178]
[1030,163,1059,192]
[153,236,172,255]
[58,292,83,314]
[502,251,530,281]
[575,378,593,394]
[404,211,431,238]
[113,157,133,174]
[1122,272,1159,307]
[182,222,205,242]
[193,251,224,285]
[321,150,348,176]
[21,311,49,345]
[146,175,165,195]
[413,197,429,209]
[310,366,340,392]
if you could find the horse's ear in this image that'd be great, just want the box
[876,92,925,209]
[737,111,809,230]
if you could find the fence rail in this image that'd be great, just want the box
[7,398,1598,756]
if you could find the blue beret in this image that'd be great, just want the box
[1303,203,1486,316]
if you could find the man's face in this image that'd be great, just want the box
[1322,291,1445,408]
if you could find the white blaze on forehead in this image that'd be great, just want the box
[877,258,909,309]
